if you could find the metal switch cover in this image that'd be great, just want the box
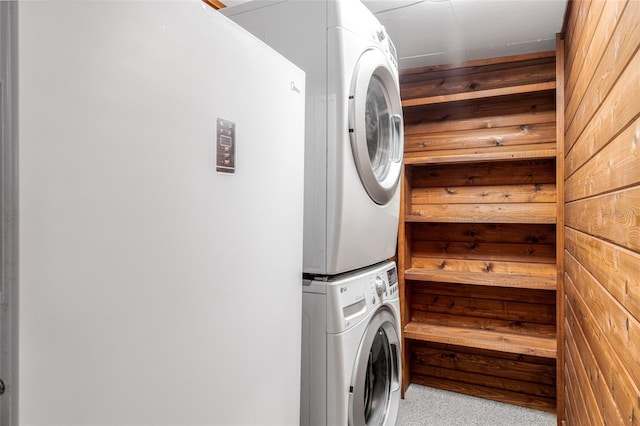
[216,118,235,174]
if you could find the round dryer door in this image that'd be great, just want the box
[349,48,403,205]
[348,307,401,426]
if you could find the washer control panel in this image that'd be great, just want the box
[323,262,399,334]
[369,265,399,303]
[386,266,399,295]
[374,275,386,296]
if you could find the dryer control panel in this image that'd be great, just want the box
[372,25,398,71]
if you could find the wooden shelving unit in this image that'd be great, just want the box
[398,52,561,413]
[401,81,556,107]
[403,321,556,359]
[404,268,557,289]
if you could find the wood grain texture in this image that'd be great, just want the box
[569,0,640,155]
[402,337,412,396]
[563,0,589,89]
[398,167,413,394]
[411,159,556,187]
[561,0,580,72]
[564,312,606,425]
[411,375,556,413]
[202,0,226,9]
[565,298,626,425]
[412,240,556,263]
[565,45,640,176]
[565,0,631,135]
[564,272,640,425]
[402,82,556,108]
[411,281,557,304]
[408,202,557,224]
[412,184,557,205]
[411,223,557,244]
[555,35,566,425]
[412,363,556,399]
[398,167,412,330]
[565,115,640,202]
[563,332,598,426]
[403,99,556,160]
[409,257,557,276]
[565,0,636,158]
[405,269,556,290]
[564,0,606,104]
[411,292,556,325]
[401,56,555,99]
[404,108,556,138]
[405,122,556,153]
[563,342,589,426]
[565,186,640,252]
[404,319,556,358]
[400,51,556,80]
[564,227,640,324]
[403,91,556,128]
[411,341,556,384]
[399,52,559,412]
[565,252,640,388]
[403,143,557,165]
[409,311,557,338]
[563,1,640,424]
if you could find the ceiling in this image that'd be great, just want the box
[221,0,567,70]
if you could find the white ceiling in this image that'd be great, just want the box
[221,0,568,70]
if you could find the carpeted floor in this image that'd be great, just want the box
[396,384,557,426]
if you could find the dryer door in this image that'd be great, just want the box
[349,48,403,206]
[348,307,401,426]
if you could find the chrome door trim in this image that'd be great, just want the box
[348,307,401,426]
[348,48,403,206]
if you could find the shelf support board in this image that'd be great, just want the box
[404,268,557,290]
[402,81,557,108]
[404,321,557,359]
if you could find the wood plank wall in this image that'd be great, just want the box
[563,0,640,424]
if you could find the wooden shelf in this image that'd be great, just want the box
[403,144,557,165]
[402,81,556,108]
[404,262,557,290]
[405,202,557,224]
[404,320,557,359]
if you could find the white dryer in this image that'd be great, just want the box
[222,0,404,275]
[301,261,402,425]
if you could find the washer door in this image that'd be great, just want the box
[349,48,403,206]
[348,308,401,426]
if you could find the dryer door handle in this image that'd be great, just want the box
[390,114,403,163]
[390,342,400,392]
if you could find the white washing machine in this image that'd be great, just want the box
[301,261,402,425]
[222,0,404,275]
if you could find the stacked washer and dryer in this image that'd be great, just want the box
[222,1,404,424]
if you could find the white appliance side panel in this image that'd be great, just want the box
[327,0,381,33]
[222,1,330,274]
[18,2,305,425]
[300,289,327,426]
